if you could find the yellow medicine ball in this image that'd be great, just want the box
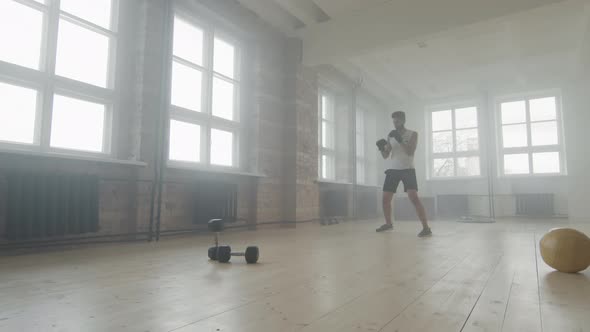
[539,228,590,273]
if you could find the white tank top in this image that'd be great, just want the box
[387,129,415,170]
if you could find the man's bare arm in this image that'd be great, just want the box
[401,132,418,156]
[381,143,392,159]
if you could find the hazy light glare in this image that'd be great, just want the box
[169,120,200,162]
[173,17,204,66]
[533,152,560,174]
[322,122,334,149]
[56,19,109,87]
[432,110,452,131]
[212,78,234,120]
[60,0,112,29]
[502,124,528,148]
[530,97,557,121]
[456,129,479,152]
[211,129,233,166]
[322,155,335,179]
[171,62,202,112]
[457,157,480,177]
[433,158,454,177]
[504,154,529,174]
[501,101,526,124]
[50,95,105,152]
[214,37,235,79]
[432,131,453,153]
[455,107,478,129]
[0,1,43,69]
[0,82,37,144]
[531,121,558,146]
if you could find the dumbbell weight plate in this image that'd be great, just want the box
[208,219,224,233]
[208,247,218,261]
[217,246,232,263]
[245,246,259,264]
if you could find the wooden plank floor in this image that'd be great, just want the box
[0,219,589,332]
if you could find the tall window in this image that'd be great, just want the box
[429,106,481,178]
[498,95,564,175]
[319,91,335,179]
[168,14,240,168]
[355,108,366,184]
[0,0,116,154]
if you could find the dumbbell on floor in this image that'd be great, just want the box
[207,219,260,264]
[208,245,259,264]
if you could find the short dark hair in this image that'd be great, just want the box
[391,111,406,121]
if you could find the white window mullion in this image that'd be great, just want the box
[102,103,114,153]
[204,28,214,118]
[525,99,533,174]
[173,55,206,72]
[451,108,457,176]
[59,12,116,38]
[203,122,210,166]
[233,76,240,123]
[204,27,213,166]
[39,0,61,152]
[233,127,239,168]
[13,0,46,11]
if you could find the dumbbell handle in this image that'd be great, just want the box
[211,245,245,256]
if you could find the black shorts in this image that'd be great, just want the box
[383,169,418,193]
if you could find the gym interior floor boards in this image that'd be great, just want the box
[1,219,588,332]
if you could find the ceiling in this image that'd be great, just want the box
[238,0,590,103]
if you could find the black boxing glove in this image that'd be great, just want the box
[376,139,388,151]
[389,130,403,144]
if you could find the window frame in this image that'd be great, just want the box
[0,0,119,157]
[427,102,483,180]
[495,90,566,177]
[166,10,242,170]
[355,107,365,184]
[318,88,336,180]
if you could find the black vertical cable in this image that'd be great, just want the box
[485,92,497,220]
[142,0,156,242]
[154,0,174,242]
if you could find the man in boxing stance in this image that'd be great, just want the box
[376,111,432,237]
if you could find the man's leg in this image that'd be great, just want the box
[383,191,395,225]
[407,190,431,235]
[377,191,395,232]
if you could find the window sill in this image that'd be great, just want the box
[498,173,568,179]
[0,148,147,167]
[316,179,354,185]
[427,176,486,182]
[167,163,266,178]
[427,174,568,181]
[355,183,381,189]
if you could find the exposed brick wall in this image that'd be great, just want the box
[293,66,320,221]
[0,176,5,237]
[281,39,320,223]
[99,180,138,235]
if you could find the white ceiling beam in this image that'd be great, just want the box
[577,1,590,76]
[237,0,301,36]
[337,58,416,104]
[310,0,391,19]
[272,0,323,26]
[300,0,567,65]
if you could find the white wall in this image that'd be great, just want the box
[563,79,590,222]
